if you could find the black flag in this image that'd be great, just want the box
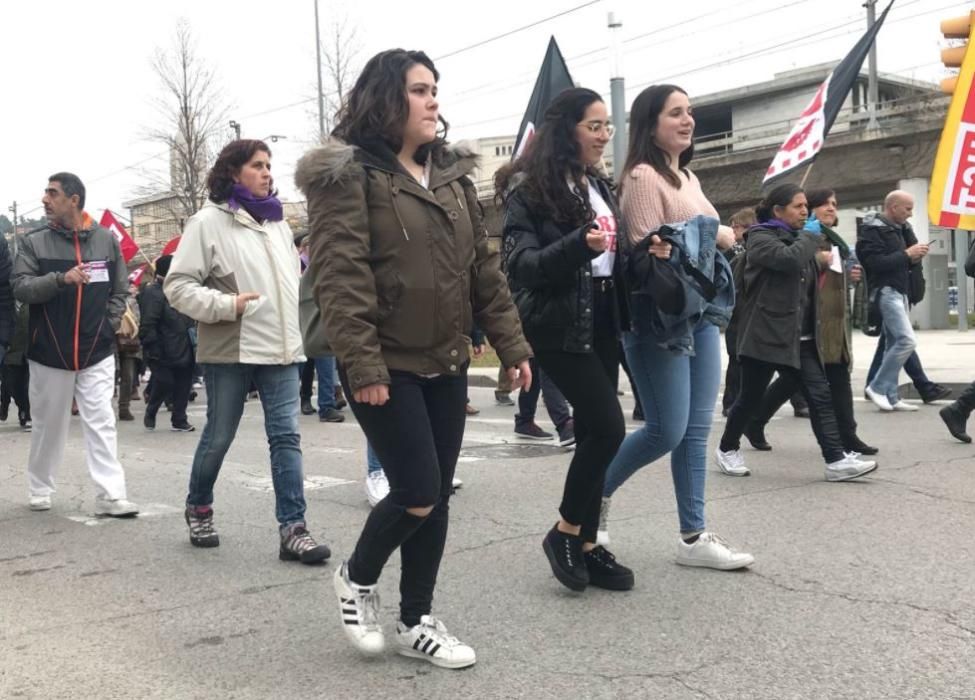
[512,37,574,160]
[764,0,894,182]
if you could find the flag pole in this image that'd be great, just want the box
[105,208,155,271]
[799,161,815,189]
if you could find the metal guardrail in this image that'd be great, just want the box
[695,93,950,157]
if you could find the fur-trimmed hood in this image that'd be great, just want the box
[294,138,479,196]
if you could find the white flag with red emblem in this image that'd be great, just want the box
[763,0,894,184]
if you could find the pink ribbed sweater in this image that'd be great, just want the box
[620,164,719,244]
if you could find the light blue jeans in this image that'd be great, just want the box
[366,441,383,475]
[187,363,306,527]
[868,287,917,404]
[603,321,721,535]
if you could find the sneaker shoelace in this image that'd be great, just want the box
[418,616,462,649]
[189,510,215,537]
[287,527,318,553]
[359,590,381,628]
[700,532,736,552]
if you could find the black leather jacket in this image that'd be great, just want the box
[501,176,629,353]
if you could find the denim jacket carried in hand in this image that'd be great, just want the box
[627,215,735,355]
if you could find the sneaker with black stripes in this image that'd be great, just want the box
[333,562,384,656]
[395,615,476,669]
[279,522,331,564]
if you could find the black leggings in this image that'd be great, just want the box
[533,287,624,543]
[720,342,845,464]
[340,365,467,627]
[753,360,858,445]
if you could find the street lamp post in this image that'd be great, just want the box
[229,120,241,140]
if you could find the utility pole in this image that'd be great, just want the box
[608,12,626,180]
[314,0,326,142]
[229,120,241,140]
[8,202,18,257]
[864,0,879,129]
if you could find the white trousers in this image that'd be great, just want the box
[27,356,128,500]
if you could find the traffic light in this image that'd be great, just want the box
[940,11,975,93]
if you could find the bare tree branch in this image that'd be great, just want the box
[317,12,361,135]
[141,19,229,224]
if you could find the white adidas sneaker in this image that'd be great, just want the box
[333,562,384,656]
[395,615,476,669]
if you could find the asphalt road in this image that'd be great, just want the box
[1,331,973,699]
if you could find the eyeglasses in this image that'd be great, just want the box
[579,121,615,137]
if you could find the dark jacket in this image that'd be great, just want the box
[735,223,821,369]
[855,212,918,296]
[139,281,194,367]
[4,302,29,366]
[294,139,531,392]
[501,176,629,353]
[11,215,128,370]
[0,235,13,348]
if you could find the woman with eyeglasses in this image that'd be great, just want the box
[597,84,754,571]
[497,87,634,593]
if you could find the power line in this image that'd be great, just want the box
[433,1,602,61]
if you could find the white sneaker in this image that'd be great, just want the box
[596,496,611,546]
[892,400,919,412]
[676,532,754,570]
[94,497,139,517]
[365,470,390,507]
[29,495,51,511]
[865,386,894,412]
[825,453,878,482]
[451,476,463,490]
[715,448,749,476]
[395,615,476,669]
[333,562,384,655]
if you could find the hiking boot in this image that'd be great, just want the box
[584,545,634,591]
[333,562,384,655]
[319,408,345,423]
[542,524,588,591]
[395,615,476,669]
[118,407,135,421]
[939,405,972,443]
[514,421,553,440]
[185,506,219,547]
[300,398,316,415]
[279,522,331,564]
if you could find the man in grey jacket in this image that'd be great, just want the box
[11,172,138,516]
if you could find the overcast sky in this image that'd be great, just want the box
[2,0,967,222]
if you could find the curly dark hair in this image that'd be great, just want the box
[207,139,275,204]
[331,49,448,165]
[622,85,694,191]
[494,87,603,228]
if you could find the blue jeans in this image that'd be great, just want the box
[868,287,917,404]
[603,321,721,535]
[314,355,337,414]
[187,363,306,527]
[866,330,933,393]
[366,441,383,474]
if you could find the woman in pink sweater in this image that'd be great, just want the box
[599,84,754,571]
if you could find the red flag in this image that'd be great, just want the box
[160,235,181,256]
[99,210,141,263]
[128,265,147,286]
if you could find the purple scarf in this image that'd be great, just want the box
[227,183,283,223]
